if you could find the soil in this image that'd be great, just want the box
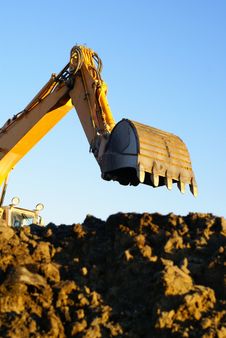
[0,212,225,337]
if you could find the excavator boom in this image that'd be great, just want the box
[0,45,197,197]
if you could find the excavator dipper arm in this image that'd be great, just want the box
[0,46,197,196]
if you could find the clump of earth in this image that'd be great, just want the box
[0,212,225,337]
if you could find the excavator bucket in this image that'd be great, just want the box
[100,119,198,196]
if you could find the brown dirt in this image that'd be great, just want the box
[0,212,225,337]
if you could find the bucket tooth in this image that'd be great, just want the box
[190,179,198,197]
[151,162,159,187]
[177,179,186,194]
[138,164,145,183]
[151,173,159,187]
[165,175,173,190]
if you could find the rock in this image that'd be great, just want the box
[33,241,55,262]
[40,263,60,283]
[71,319,87,335]
[0,225,14,241]
[164,230,184,252]
[162,264,193,296]
[4,266,46,287]
[220,217,226,235]
[0,294,25,314]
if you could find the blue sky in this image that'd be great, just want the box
[0,0,225,224]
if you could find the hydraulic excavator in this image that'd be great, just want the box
[0,45,197,227]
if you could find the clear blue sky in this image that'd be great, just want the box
[0,0,225,224]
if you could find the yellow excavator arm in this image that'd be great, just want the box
[0,45,197,197]
[0,46,115,186]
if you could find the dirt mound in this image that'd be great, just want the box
[0,212,225,337]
